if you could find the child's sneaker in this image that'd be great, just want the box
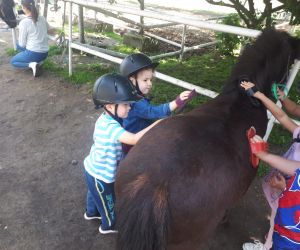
[99,226,118,234]
[243,240,266,250]
[84,212,101,220]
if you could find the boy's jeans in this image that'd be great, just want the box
[84,170,116,230]
[10,43,48,69]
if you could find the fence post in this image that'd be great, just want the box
[78,5,85,43]
[179,25,187,62]
[43,0,48,19]
[11,28,17,50]
[68,2,73,76]
[138,0,144,35]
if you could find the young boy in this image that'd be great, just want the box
[241,81,300,249]
[83,73,160,234]
[120,53,193,153]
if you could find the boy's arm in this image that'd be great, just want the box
[254,91,297,133]
[252,135,299,176]
[134,100,171,120]
[277,88,300,117]
[256,151,299,176]
[169,90,191,111]
[281,97,300,117]
[241,82,298,133]
[119,119,161,145]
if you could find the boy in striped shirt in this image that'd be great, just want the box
[84,73,160,234]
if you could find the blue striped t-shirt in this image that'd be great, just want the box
[84,114,126,183]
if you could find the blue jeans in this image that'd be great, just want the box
[84,170,116,230]
[10,43,48,69]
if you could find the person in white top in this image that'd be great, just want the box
[10,0,49,77]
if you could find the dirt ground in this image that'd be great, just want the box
[0,27,271,250]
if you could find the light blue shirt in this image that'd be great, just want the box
[84,114,126,183]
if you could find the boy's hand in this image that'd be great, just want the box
[175,90,197,112]
[250,135,268,157]
[269,172,286,192]
[240,81,260,97]
[277,88,287,101]
[179,91,192,101]
[240,81,255,90]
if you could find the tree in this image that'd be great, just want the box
[279,0,300,25]
[205,0,300,28]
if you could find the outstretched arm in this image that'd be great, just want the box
[119,119,161,145]
[241,82,298,133]
[278,88,300,117]
[252,135,299,176]
[169,90,192,111]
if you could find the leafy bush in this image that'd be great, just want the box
[216,14,243,56]
[284,0,300,25]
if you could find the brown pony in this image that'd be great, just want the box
[115,29,300,250]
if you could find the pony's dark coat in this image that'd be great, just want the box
[115,29,300,250]
[0,0,17,28]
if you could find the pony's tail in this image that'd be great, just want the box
[116,182,170,250]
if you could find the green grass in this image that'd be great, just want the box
[43,59,114,85]
[149,53,236,110]
[103,31,123,43]
[47,45,63,56]
[42,45,116,85]
[158,53,236,93]
[110,44,139,54]
[5,48,18,56]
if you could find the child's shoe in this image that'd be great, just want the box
[84,212,101,220]
[29,62,42,77]
[243,240,266,250]
[99,225,118,234]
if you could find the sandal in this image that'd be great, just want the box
[246,127,268,168]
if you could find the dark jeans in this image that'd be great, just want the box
[84,170,116,230]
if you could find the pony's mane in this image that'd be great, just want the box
[222,29,298,97]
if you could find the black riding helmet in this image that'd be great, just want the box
[120,53,159,78]
[92,73,142,108]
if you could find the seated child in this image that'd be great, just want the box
[120,53,195,153]
[83,73,160,234]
